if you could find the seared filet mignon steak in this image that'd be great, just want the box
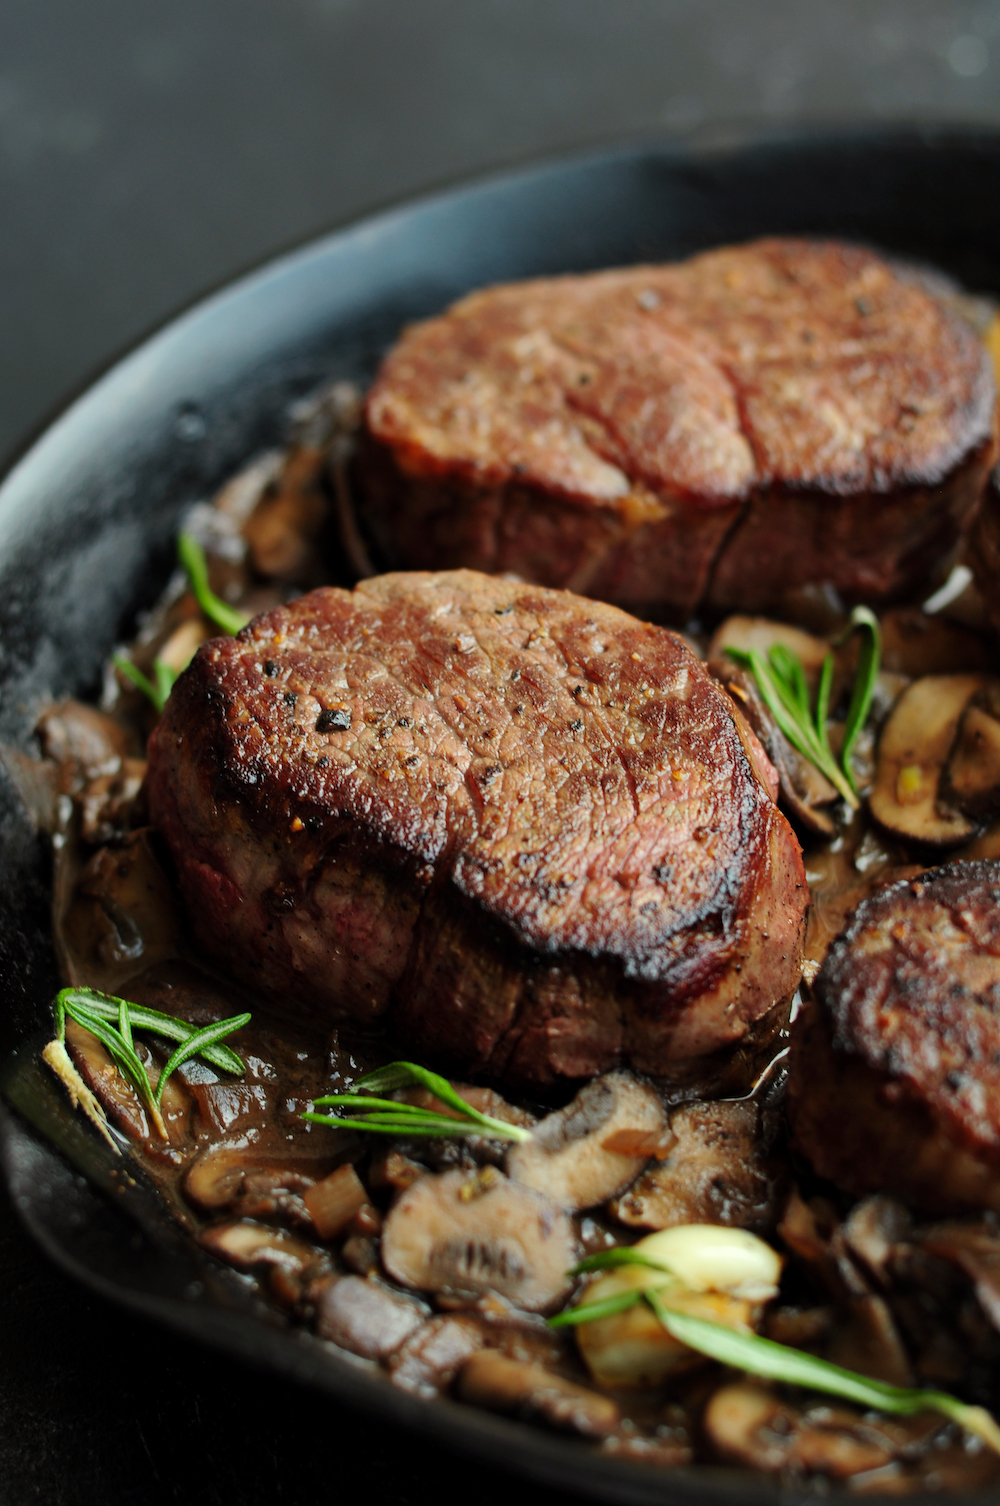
[358,239,996,621]
[147,570,807,1087]
[788,861,1000,1214]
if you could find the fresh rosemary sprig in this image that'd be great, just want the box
[177,530,249,636]
[42,985,249,1150]
[112,655,177,714]
[550,1247,1000,1455]
[837,605,880,785]
[303,1060,533,1142]
[113,533,248,713]
[726,605,880,810]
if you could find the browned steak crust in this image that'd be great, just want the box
[788,861,1000,1213]
[358,239,996,621]
[147,570,806,1087]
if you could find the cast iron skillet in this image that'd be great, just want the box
[4,124,1000,1505]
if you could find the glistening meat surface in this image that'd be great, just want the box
[789,860,1000,1214]
[359,239,996,620]
[147,570,806,1086]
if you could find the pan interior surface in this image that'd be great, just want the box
[3,126,1000,1506]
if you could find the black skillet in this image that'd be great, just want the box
[3,124,1000,1505]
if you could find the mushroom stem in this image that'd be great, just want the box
[42,1038,120,1153]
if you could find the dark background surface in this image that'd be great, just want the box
[2,2,1000,1502]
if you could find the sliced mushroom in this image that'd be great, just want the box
[841,1196,912,1289]
[36,699,135,790]
[457,1350,620,1439]
[78,758,147,846]
[879,607,994,677]
[703,1382,897,1478]
[942,682,1000,819]
[826,1294,915,1388]
[609,1099,781,1232]
[199,1219,325,1272]
[243,444,331,585]
[870,674,990,845]
[708,617,832,683]
[66,1018,190,1145]
[380,1167,577,1313]
[184,1139,345,1211]
[506,1070,667,1211]
[315,1274,427,1359]
[922,1223,1000,1332]
[60,828,181,991]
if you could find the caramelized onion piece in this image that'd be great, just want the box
[303,1163,367,1240]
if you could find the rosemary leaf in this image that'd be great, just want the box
[571,1248,677,1277]
[839,605,881,793]
[547,1290,646,1328]
[46,987,250,1143]
[814,651,834,757]
[178,531,249,636]
[59,988,246,1075]
[118,996,133,1053]
[354,1060,511,1135]
[312,1094,458,1115]
[152,1013,251,1108]
[644,1291,1000,1456]
[112,655,176,714]
[312,1060,533,1143]
[303,1111,501,1138]
[726,631,871,811]
[63,997,165,1136]
[154,659,179,707]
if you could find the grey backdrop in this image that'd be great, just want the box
[2,2,999,1502]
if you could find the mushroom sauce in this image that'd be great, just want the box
[26,353,1000,1493]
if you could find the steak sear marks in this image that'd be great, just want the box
[147,569,806,1086]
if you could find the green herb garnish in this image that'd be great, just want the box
[726,605,880,810]
[42,986,249,1150]
[112,655,177,714]
[112,533,249,713]
[177,530,249,636]
[571,1247,677,1277]
[549,1246,1000,1455]
[303,1060,532,1143]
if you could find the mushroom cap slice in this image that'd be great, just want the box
[870,674,989,845]
[506,1070,667,1211]
[609,1099,780,1232]
[703,1382,897,1478]
[381,1167,578,1313]
[458,1350,620,1438]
